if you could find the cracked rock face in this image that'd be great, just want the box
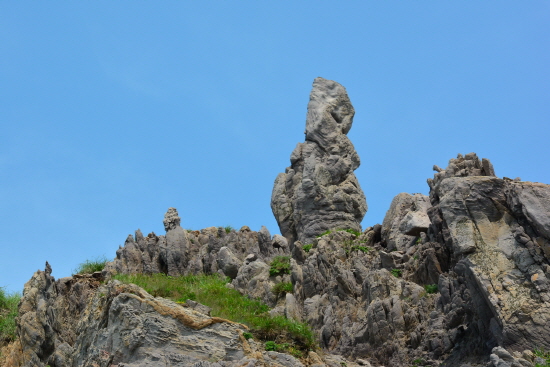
[271,77,367,246]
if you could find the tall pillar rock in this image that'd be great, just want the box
[271,77,367,245]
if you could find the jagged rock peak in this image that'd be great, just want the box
[271,77,367,246]
[428,152,495,192]
[163,207,181,231]
[305,77,355,149]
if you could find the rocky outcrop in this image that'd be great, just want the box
[426,155,550,355]
[381,193,431,251]
[14,150,550,367]
[10,78,550,367]
[103,208,289,280]
[17,264,332,367]
[271,77,367,246]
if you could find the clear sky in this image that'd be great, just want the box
[1,2,549,293]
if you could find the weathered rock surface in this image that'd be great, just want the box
[427,155,550,355]
[381,193,431,251]
[103,208,289,281]
[16,264,343,367]
[271,77,367,246]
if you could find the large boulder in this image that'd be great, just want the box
[271,77,367,246]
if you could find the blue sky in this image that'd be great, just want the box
[1,2,549,293]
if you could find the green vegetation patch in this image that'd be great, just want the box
[302,244,313,253]
[272,282,293,295]
[113,273,316,351]
[424,284,438,294]
[269,256,291,277]
[316,229,332,238]
[351,245,370,253]
[224,225,234,233]
[0,287,20,345]
[391,268,402,278]
[265,340,304,358]
[534,348,550,367]
[73,256,108,275]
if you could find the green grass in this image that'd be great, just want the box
[424,284,438,294]
[391,268,402,278]
[534,348,550,367]
[351,245,370,253]
[272,282,293,295]
[316,229,332,238]
[224,225,234,233]
[302,244,313,253]
[73,256,108,275]
[0,287,20,345]
[113,273,316,351]
[341,228,361,237]
[269,256,291,277]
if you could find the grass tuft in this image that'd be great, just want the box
[73,256,108,275]
[351,245,370,253]
[316,230,332,238]
[272,282,293,295]
[269,256,291,277]
[113,273,316,351]
[391,268,402,278]
[302,244,313,253]
[0,287,20,345]
[224,225,234,233]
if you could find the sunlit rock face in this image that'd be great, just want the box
[271,77,367,246]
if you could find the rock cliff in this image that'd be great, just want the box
[6,79,550,367]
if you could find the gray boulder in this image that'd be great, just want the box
[271,77,367,246]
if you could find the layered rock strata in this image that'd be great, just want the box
[271,77,367,246]
[17,264,336,367]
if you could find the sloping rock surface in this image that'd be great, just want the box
[271,77,367,246]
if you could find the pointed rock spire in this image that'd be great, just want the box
[271,77,367,245]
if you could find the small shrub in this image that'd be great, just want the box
[272,282,293,295]
[415,237,422,245]
[269,256,291,277]
[265,340,277,351]
[73,256,108,275]
[424,284,438,294]
[391,268,402,278]
[224,225,234,233]
[242,332,253,340]
[303,244,313,253]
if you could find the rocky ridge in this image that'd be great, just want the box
[7,79,550,367]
